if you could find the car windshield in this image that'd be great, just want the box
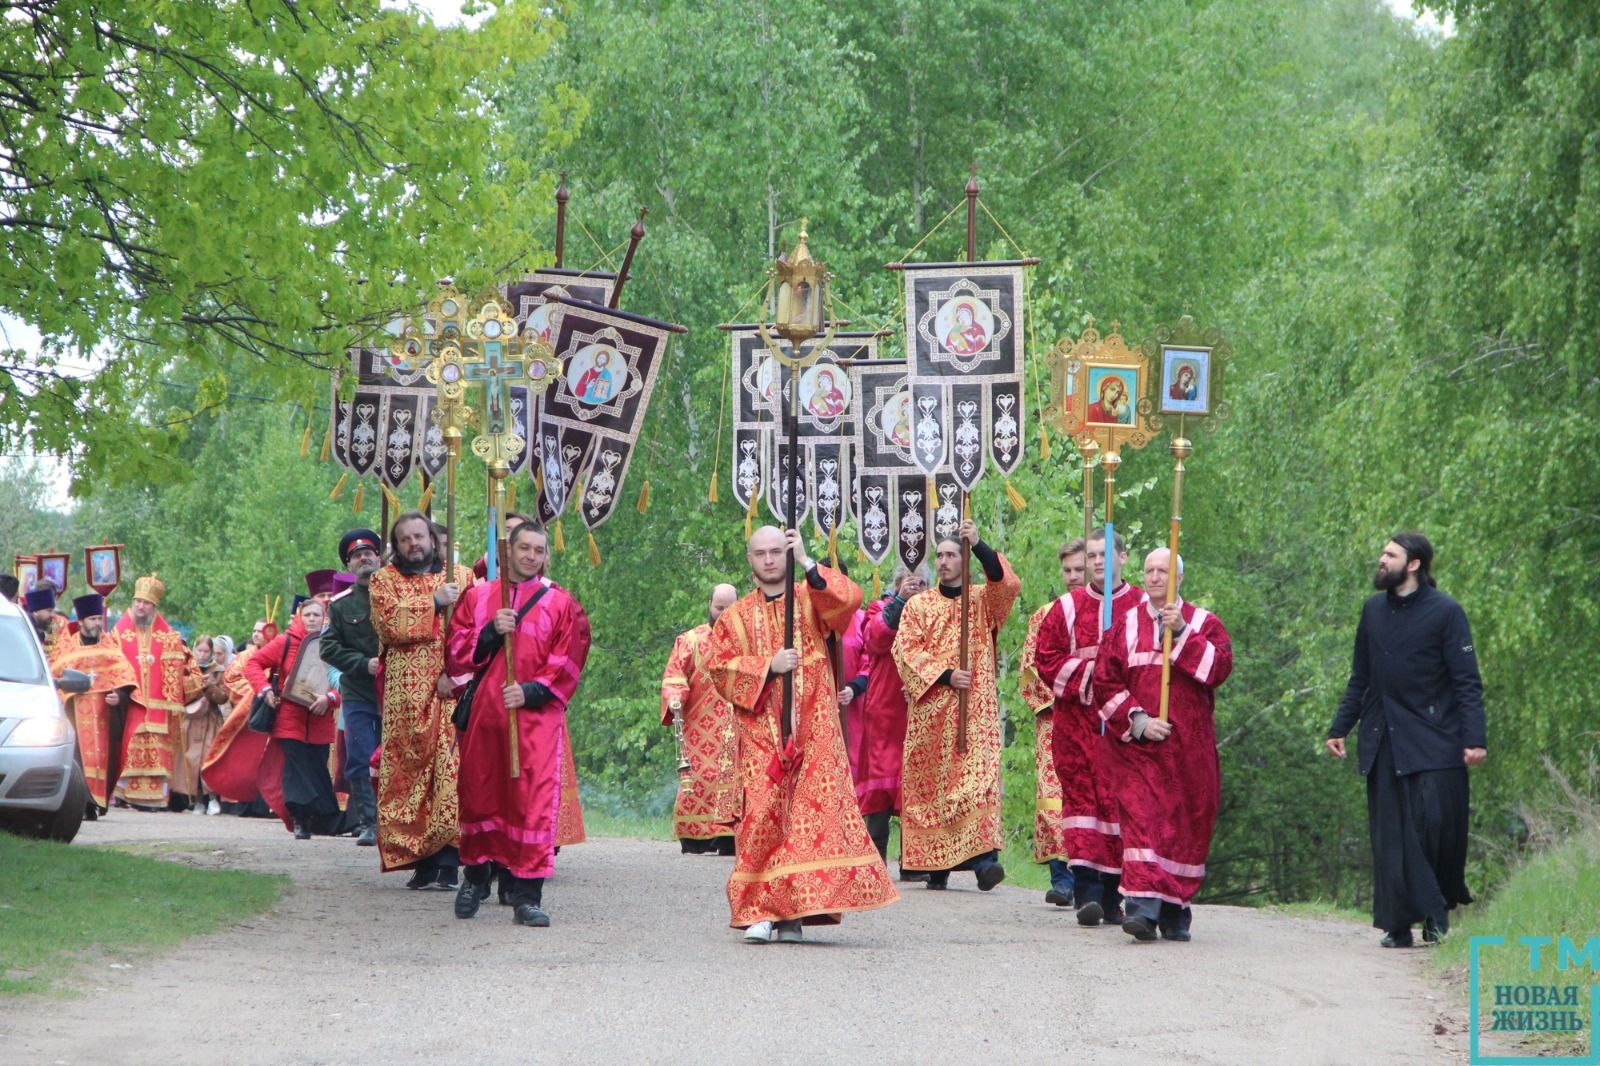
[0,615,48,684]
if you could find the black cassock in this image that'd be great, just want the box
[1328,584,1486,933]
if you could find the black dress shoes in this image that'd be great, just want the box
[1381,928,1415,948]
[513,903,551,927]
[293,822,311,840]
[1045,888,1074,907]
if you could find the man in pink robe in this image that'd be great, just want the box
[1095,549,1232,942]
[446,523,591,928]
[1034,528,1147,927]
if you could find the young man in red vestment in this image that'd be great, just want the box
[660,583,742,855]
[1096,549,1232,942]
[704,526,898,944]
[446,523,589,927]
[1018,538,1087,907]
[847,564,929,879]
[1034,529,1147,926]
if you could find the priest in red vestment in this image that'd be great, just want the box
[704,526,898,943]
[1035,529,1147,926]
[847,565,928,878]
[49,594,137,814]
[660,583,742,854]
[446,523,589,927]
[1017,538,1087,907]
[1095,549,1232,942]
[112,575,203,810]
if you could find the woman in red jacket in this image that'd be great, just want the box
[245,599,341,839]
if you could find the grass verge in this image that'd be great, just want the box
[1430,825,1600,1058]
[0,833,288,997]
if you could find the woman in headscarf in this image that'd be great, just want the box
[179,635,233,814]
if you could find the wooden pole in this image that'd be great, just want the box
[1159,429,1191,721]
[494,474,520,778]
[955,164,980,754]
[609,208,648,309]
[553,171,569,268]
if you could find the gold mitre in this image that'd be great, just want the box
[133,572,165,605]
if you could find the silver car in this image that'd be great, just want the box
[0,596,91,843]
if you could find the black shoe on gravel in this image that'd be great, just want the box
[513,903,551,928]
[1075,900,1104,926]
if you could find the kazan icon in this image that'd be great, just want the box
[1086,368,1138,426]
[1159,347,1211,415]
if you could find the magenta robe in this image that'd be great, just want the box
[847,596,909,816]
[1095,600,1232,905]
[1035,582,1147,874]
[446,576,590,880]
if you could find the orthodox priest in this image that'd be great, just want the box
[1325,532,1486,948]
[112,575,203,810]
[1018,538,1086,907]
[703,526,898,944]
[49,593,136,815]
[1035,528,1146,926]
[892,519,1021,891]
[660,583,742,855]
[369,512,470,890]
[1096,549,1233,942]
[447,523,591,928]
[851,564,929,879]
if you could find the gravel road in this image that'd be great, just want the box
[2,813,1485,1065]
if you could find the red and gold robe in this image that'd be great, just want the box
[892,556,1021,872]
[369,563,471,872]
[447,576,591,879]
[1036,582,1147,875]
[202,646,273,806]
[112,613,202,807]
[704,567,898,928]
[660,623,741,841]
[49,629,137,811]
[1095,599,1232,906]
[1018,601,1066,864]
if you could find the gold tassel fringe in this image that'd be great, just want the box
[827,523,839,568]
[554,518,567,552]
[636,478,651,514]
[1005,478,1028,511]
[352,482,364,513]
[299,423,312,460]
[418,480,436,512]
[319,423,332,463]
[873,571,882,598]
[329,472,349,501]
[506,481,517,513]
[587,531,601,566]
[381,484,401,516]
[708,468,719,504]
[856,544,867,564]
[1040,423,1051,462]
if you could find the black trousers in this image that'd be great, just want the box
[468,863,542,906]
[278,739,347,835]
[1367,736,1472,932]
[864,810,892,860]
[1070,865,1123,910]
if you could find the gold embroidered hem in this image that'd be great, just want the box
[1032,710,1067,862]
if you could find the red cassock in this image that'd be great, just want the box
[1095,599,1232,906]
[1034,582,1147,874]
[446,576,591,880]
[847,595,909,816]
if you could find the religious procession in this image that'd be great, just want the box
[5,3,1585,1063]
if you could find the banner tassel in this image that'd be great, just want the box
[319,423,332,463]
[636,479,651,514]
[744,512,753,540]
[708,467,719,504]
[329,472,349,501]
[1005,478,1028,512]
[381,484,402,516]
[554,518,567,553]
[418,480,436,512]
[827,524,839,568]
[1040,423,1051,462]
[352,481,365,514]
[855,544,867,565]
[873,571,882,598]
[506,481,517,514]
[587,531,601,567]
[299,423,312,460]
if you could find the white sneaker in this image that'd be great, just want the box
[743,921,775,944]
[206,799,221,816]
[774,919,803,943]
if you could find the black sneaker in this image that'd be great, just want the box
[1075,900,1104,926]
[1422,918,1444,945]
[513,903,551,927]
[975,860,1006,891]
[405,859,438,890]
[432,867,459,891]
[1122,913,1158,942]
[925,872,949,890]
[1381,929,1415,948]
[293,822,311,840]
[1160,927,1192,942]
[454,879,482,919]
[1045,888,1074,907]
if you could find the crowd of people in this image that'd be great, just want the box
[19,513,1485,950]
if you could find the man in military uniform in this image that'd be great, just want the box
[322,528,384,846]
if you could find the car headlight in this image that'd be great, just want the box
[4,717,71,747]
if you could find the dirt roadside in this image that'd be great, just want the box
[1,814,1489,1065]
